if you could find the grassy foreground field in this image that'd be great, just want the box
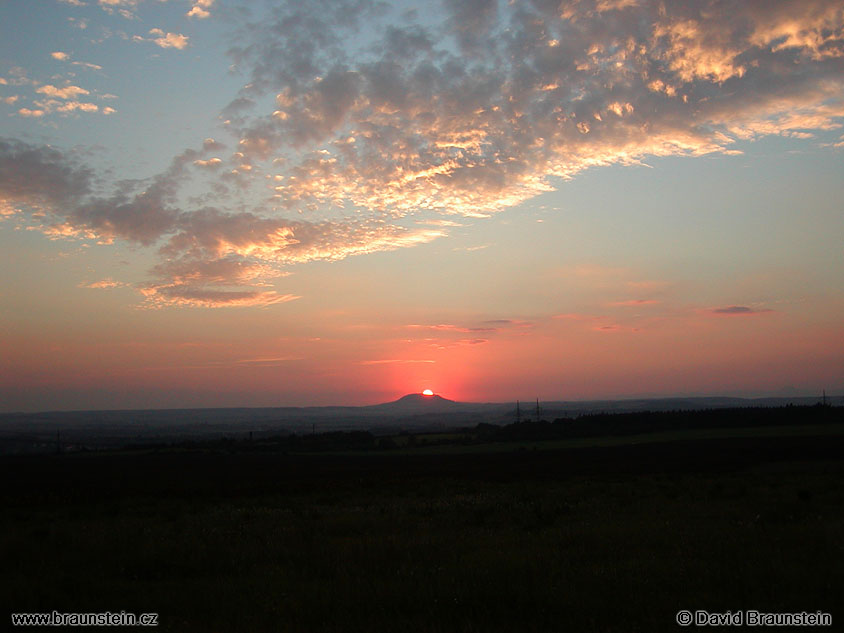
[3,425,844,631]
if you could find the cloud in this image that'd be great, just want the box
[405,319,531,347]
[359,359,435,365]
[42,100,100,114]
[609,299,662,307]
[407,323,498,333]
[224,0,843,221]
[16,108,44,118]
[4,0,844,310]
[97,0,139,18]
[0,139,94,208]
[148,255,286,291]
[482,319,533,329]
[72,61,104,71]
[36,84,90,100]
[234,356,303,365]
[187,1,214,19]
[0,139,184,244]
[153,31,189,50]
[594,324,623,332]
[160,209,444,265]
[21,85,105,116]
[442,0,499,56]
[553,313,604,321]
[136,29,189,50]
[139,285,299,309]
[78,278,128,289]
[0,139,446,307]
[187,7,210,19]
[193,158,222,169]
[51,52,70,61]
[710,305,773,315]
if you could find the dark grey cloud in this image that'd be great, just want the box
[0,139,205,245]
[226,0,384,98]
[712,305,773,315]
[442,0,499,56]
[0,139,93,208]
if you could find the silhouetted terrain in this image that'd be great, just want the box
[1,394,840,454]
[2,404,843,631]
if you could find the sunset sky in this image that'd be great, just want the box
[1,0,843,412]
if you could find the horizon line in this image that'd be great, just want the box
[1,391,838,416]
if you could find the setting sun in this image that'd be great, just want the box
[422,389,434,396]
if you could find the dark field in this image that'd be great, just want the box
[3,409,844,631]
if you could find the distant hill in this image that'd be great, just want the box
[369,393,464,415]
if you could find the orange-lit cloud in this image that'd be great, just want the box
[134,29,189,50]
[0,138,448,307]
[36,84,90,99]
[193,158,222,169]
[3,0,843,310]
[223,0,842,224]
[78,278,128,289]
[16,108,45,118]
[187,0,214,19]
[139,285,299,309]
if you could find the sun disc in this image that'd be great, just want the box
[422,389,434,396]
